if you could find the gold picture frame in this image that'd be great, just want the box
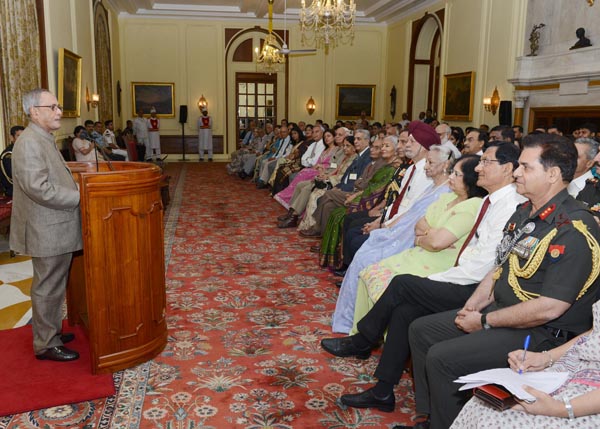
[336,84,376,120]
[58,48,82,118]
[131,82,175,118]
[442,71,475,121]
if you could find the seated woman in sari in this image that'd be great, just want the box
[278,136,356,228]
[319,135,403,269]
[273,129,339,208]
[269,126,310,195]
[451,300,600,429]
[333,153,486,334]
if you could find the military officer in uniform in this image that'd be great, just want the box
[399,135,600,429]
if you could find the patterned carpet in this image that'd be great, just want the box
[0,162,415,429]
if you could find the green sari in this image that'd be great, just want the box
[319,164,396,269]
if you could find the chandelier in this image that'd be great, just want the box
[255,0,285,75]
[300,0,356,48]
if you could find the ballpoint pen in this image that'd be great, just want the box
[519,334,531,375]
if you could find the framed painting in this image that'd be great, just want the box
[442,71,475,121]
[131,82,175,117]
[58,48,82,118]
[336,84,376,119]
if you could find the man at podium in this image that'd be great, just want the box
[10,88,82,362]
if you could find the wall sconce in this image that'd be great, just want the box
[483,86,500,115]
[86,86,99,111]
[198,94,208,110]
[306,96,316,115]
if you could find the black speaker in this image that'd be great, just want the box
[179,105,188,124]
[499,100,512,127]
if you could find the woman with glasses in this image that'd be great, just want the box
[332,152,487,334]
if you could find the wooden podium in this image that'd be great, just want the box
[66,161,168,374]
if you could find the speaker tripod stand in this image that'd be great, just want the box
[179,121,188,161]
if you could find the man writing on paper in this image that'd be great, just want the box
[11,89,82,362]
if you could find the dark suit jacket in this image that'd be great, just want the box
[337,147,371,192]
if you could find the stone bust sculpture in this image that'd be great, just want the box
[570,27,592,50]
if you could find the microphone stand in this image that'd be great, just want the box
[91,140,115,171]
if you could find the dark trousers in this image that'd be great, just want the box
[342,211,378,265]
[408,310,569,429]
[357,274,477,387]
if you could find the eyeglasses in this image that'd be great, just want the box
[34,104,63,112]
[478,158,501,166]
[450,169,464,177]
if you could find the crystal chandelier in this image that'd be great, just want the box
[300,0,356,48]
[255,0,285,75]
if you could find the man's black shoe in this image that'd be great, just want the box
[60,332,75,343]
[321,336,372,359]
[333,268,347,277]
[338,387,395,412]
[36,346,80,362]
[335,280,343,288]
[393,420,430,429]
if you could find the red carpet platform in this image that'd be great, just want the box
[0,321,115,417]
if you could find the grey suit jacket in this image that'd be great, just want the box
[10,122,82,257]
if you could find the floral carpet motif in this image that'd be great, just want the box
[0,162,415,428]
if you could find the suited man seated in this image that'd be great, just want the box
[299,129,375,238]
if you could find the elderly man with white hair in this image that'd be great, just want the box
[436,123,461,159]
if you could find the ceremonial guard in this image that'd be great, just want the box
[197,108,213,161]
[147,107,161,161]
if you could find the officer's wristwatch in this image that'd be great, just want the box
[481,313,491,330]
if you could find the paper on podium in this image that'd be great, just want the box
[455,368,569,401]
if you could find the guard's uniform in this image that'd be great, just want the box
[198,114,213,161]
[147,117,161,160]
[409,189,600,429]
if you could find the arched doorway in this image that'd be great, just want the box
[224,28,288,155]
[407,12,444,120]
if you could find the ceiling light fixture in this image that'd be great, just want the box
[255,0,285,75]
[300,0,356,48]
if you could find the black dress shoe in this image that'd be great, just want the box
[335,280,343,288]
[310,245,321,253]
[393,421,430,429]
[277,210,293,221]
[278,215,298,228]
[36,346,80,362]
[333,268,347,277]
[256,181,268,189]
[299,228,321,238]
[321,336,372,359]
[60,332,75,344]
[338,387,395,412]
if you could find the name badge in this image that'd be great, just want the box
[330,163,337,169]
[349,173,357,180]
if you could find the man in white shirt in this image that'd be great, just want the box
[300,125,325,168]
[132,110,149,153]
[102,120,129,161]
[567,137,597,198]
[321,142,524,417]
[436,123,461,159]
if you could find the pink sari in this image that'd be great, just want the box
[273,147,335,208]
